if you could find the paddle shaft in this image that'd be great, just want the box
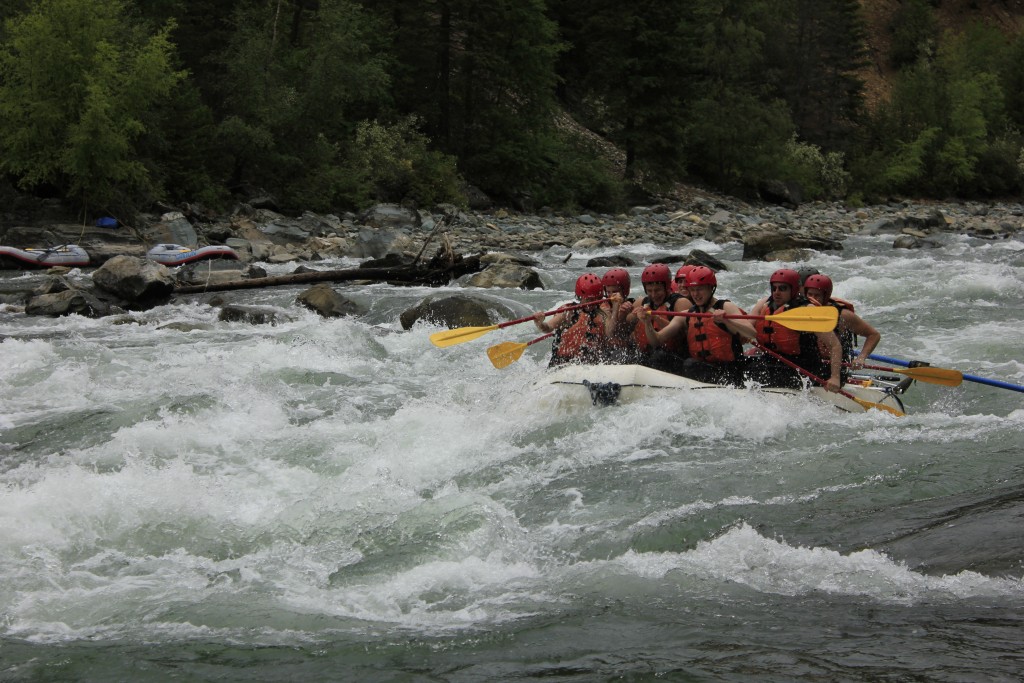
[749,342,843,395]
[763,345,903,415]
[868,353,1024,394]
[524,332,554,347]
[499,299,609,330]
[849,362,962,386]
[652,311,825,322]
[650,307,837,333]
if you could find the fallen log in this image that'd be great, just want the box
[173,254,483,294]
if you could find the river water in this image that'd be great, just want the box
[1,232,1022,681]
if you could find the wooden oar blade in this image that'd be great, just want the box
[767,306,839,332]
[899,366,963,386]
[429,324,499,348]
[486,341,528,369]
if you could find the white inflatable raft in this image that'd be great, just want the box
[0,244,90,269]
[146,243,239,266]
[537,363,907,415]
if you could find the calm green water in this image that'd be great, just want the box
[1,234,1022,681]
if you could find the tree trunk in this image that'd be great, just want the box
[173,255,482,295]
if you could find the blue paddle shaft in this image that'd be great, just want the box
[868,353,1024,394]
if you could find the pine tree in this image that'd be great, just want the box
[362,0,562,202]
[763,0,868,151]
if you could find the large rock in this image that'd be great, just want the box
[358,203,421,230]
[25,288,111,318]
[466,263,543,290]
[758,179,803,207]
[1,222,138,248]
[400,294,516,330]
[685,249,728,271]
[296,284,364,318]
[218,304,294,325]
[586,255,636,268]
[350,227,416,259]
[92,255,174,304]
[145,212,198,247]
[741,227,843,261]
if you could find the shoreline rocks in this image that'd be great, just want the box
[2,189,1022,272]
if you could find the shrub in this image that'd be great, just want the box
[351,117,464,208]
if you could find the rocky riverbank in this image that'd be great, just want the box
[1,188,1022,322]
[2,187,1022,268]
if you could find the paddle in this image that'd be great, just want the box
[868,353,1024,394]
[651,305,838,333]
[486,333,554,369]
[429,299,609,348]
[752,341,904,416]
[847,362,962,387]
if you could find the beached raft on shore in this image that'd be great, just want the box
[146,244,239,266]
[0,244,90,269]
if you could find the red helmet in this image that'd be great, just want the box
[641,263,672,289]
[675,264,696,283]
[601,268,631,298]
[575,273,604,300]
[803,273,833,302]
[685,265,717,289]
[769,268,801,293]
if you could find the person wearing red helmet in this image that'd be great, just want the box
[803,273,881,372]
[674,265,696,293]
[746,268,843,392]
[628,263,692,372]
[534,273,610,365]
[600,268,638,362]
[677,266,756,385]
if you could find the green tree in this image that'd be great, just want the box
[556,0,693,186]
[213,0,393,210]
[853,21,1020,198]
[363,0,564,204]
[682,0,797,194]
[888,0,937,69]
[0,0,184,214]
[763,0,867,151]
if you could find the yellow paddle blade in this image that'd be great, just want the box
[766,306,838,332]
[895,366,962,386]
[429,324,500,348]
[486,341,529,369]
[851,396,905,416]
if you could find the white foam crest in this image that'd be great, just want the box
[0,337,60,379]
[0,457,323,554]
[603,523,1024,603]
[286,554,546,629]
[859,410,1023,444]
[630,479,869,531]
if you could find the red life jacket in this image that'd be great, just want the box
[554,307,607,360]
[755,301,805,356]
[686,299,744,363]
[634,293,684,353]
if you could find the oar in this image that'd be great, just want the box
[868,353,1024,394]
[486,333,554,369]
[652,305,838,332]
[752,341,904,416]
[847,362,962,387]
[429,299,609,348]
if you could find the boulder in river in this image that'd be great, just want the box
[92,255,174,305]
[400,294,517,330]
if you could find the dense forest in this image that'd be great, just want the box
[0,0,1022,220]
